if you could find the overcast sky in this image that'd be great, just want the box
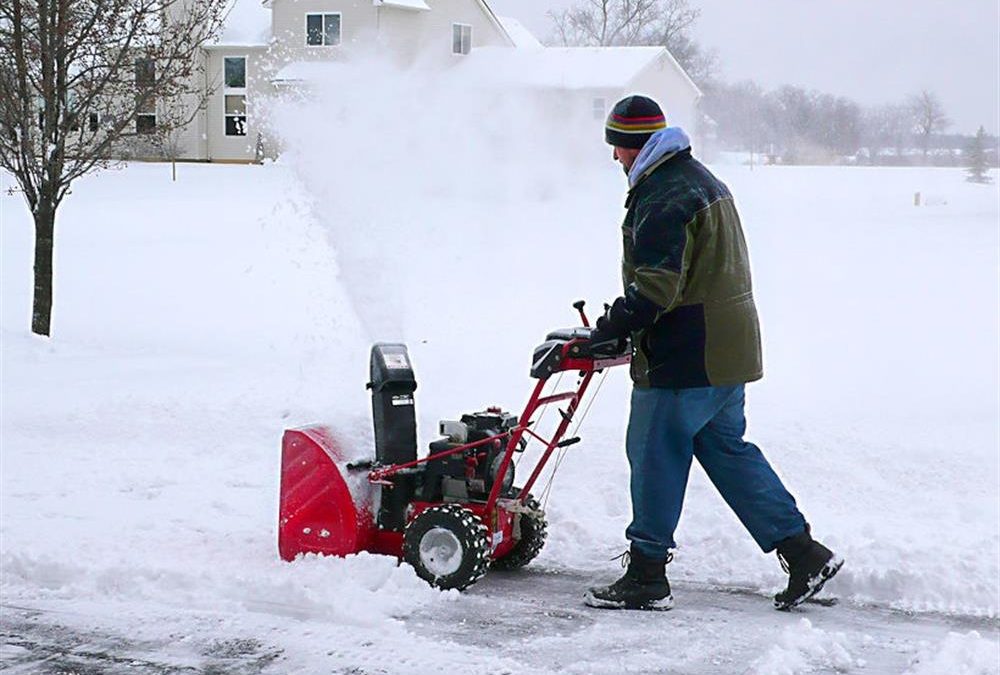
[487,0,1000,134]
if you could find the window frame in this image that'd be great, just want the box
[135,58,157,134]
[305,12,342,47]
[136,94,157,134]
[224,94,247,137]
[222,55,248,138]
[135,112,157,134]
[452,23,472,55]
[223,56,246,89]
[135,58,156,88]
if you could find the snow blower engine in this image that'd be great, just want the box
[278,301,630,590]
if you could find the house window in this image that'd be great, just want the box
[136,113,156,133]
[225,95,246,136]
[452,23,471,55]
[135,58,156,133]
[224,57,246,88]
[593,97,606,120]
[136,95,156,133]
[306,13,341,46]
[135,58,156,88]
[88,112,99,132]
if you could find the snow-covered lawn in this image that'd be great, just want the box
[1,157,997,673]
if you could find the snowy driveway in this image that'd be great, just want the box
[3,568,996,674]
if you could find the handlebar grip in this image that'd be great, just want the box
[580,336,630,358]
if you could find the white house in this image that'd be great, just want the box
[456,46,701,134]
[160,0,701,162]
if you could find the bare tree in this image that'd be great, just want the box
[547,0,716,85]
[700,80,772,163]
[0,0,227,336]
[156,82,211,181]
[909,90,950,164]
[865,104,911,163]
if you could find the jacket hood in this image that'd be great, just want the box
[628,127,691,189]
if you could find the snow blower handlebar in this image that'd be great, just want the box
[489,311,631,513]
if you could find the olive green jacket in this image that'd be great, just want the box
[606,148,763,389]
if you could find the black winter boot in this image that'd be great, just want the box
[584,547,674,611]
[773,526,844,610]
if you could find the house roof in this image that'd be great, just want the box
[457,46,699,93]
[374,0,430,11]
[274,46,702,96]
[474,0,515,47]
[496,16,543,50]
[215,0,271,46]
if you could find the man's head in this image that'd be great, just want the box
[612,146,642,173]
[605,95,667,173]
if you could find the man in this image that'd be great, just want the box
[584,95,843,612]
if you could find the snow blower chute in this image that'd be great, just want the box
[278,302,630,590]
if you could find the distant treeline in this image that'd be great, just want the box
[700,81,1000,167]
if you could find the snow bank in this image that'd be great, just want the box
[905,630,1000,675]
[748,618,858,674]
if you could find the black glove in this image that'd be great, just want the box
[597,297,639,338]
[588,304,629,356]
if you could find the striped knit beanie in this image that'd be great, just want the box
[605,95,667,149]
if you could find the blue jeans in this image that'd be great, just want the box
[625,385,806,559]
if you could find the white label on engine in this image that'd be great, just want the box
[391,395,414,406]
[491,531,504,550]
[383,353,410,369]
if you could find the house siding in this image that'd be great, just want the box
[193,0,512,161]
[378,0,509,65]
[270,0,377,65]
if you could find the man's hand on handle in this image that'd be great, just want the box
[586,302,631,358]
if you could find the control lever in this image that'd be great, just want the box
[573,300,589,327]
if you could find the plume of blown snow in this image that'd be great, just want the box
[264,53,608,342]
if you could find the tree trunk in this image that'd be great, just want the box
[32,205,55,336]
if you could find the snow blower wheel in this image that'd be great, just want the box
[403,504,490,590]
[492,493,548,570]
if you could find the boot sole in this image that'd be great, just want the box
[583,591,674,611]
[774,555,845,611]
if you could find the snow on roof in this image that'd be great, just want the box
[273,46,702,95]
[459,46,669,90]
[374,0,431,10]
[496,16,543,50]
[216,0,271,46]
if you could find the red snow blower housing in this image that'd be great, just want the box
[278,302,630,590]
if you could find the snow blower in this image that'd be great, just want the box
[278,301,630,590]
